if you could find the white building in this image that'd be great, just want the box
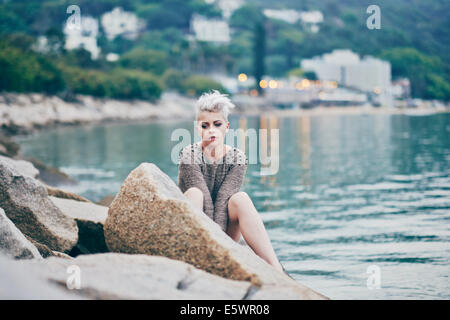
[301,50,393,106]
[215,0,244,20]
[299,11,324,24]
[263,9,323,32]
[190,14,230,43]
[63,16,101,59]
[263,9,302,24]
[299,10,323,33]
[101,7,146,40]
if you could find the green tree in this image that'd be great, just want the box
[119,48,168,75]
[253,20,266,95]
[380,47,448,100]
[182,75,228,97]
[0,41,64,94]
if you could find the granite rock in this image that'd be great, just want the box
[0,158,78,253]
[49,196,108,254]
[0,207,42,260]
[104,163,328,299]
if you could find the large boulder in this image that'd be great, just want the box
[20,253,254,299]
[0,208,42,260]
[49,196,108,254]
[0,251,316,300]
[0,253,82,299]
[104,163,327,299]
[0,158,78,253]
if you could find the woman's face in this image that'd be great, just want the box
[197,111,229,147]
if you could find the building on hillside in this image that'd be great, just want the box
[101,7,146,40]
[301,49,393,107]
[263,9,302,24]
[190,13,230,43]
[63,15,100,59]
[391,78,411,100]
[299,10,323,33]
[263,9,323,32]
[214,0,244,20]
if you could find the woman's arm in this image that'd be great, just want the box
[178,146,215,221]
[213,152,248,232]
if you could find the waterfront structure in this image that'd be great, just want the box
[301,50,393,107]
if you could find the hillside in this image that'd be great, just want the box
[0,0,448,100]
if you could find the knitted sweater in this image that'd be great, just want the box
[177,142,248,232]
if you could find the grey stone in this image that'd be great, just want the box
[0,253,82,299]
[15,253,252,300]
[0,155,39,178]
[49,196,108,254]
[0,158,78,253]
[0,207,42,260]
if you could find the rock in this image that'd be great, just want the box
[0,155,39,178]
[45,184,91,203]
[51,251,73,259]
[96,194,115,207]
[0,208,42,260]
[0,253,83,299]
[26,236,57,258]
[0,144,7,155]
[25,157,77,186]
[15,253,252,300]
[49,196,108,254]
[0,134,20,157]
[0,158,78,253]
[104,163,328,299]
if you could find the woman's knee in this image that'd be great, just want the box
[184,187,203,199]
[229,191,251,211]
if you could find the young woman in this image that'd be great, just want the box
[177,90,284,274]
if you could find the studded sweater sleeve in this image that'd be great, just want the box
[177,146,215,221]
[213,150,248,232]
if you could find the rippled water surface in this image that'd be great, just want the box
[15,113,450,299]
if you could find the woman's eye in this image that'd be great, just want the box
[215,123,222,127]
[202,124,208,129]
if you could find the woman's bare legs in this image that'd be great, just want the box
[184,187,203,211]
[184,188,284,273]
[226,192,284,273]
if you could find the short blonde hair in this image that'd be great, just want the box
[195,90,235,122]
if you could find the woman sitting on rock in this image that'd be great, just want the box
[177,90,284,274]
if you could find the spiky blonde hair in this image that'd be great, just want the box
[195,90,235,122]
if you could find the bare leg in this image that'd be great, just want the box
[184,187,203,211]
[226,192,284,273]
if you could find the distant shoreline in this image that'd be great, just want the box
[1,92,448,137]
[236,105,450,118]
[0,91,197,137]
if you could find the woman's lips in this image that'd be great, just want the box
[210,136,216,141]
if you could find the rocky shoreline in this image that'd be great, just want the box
[0,91,198,136]
[0,135,328,300]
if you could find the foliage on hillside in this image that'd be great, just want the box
[0,0,448,100]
